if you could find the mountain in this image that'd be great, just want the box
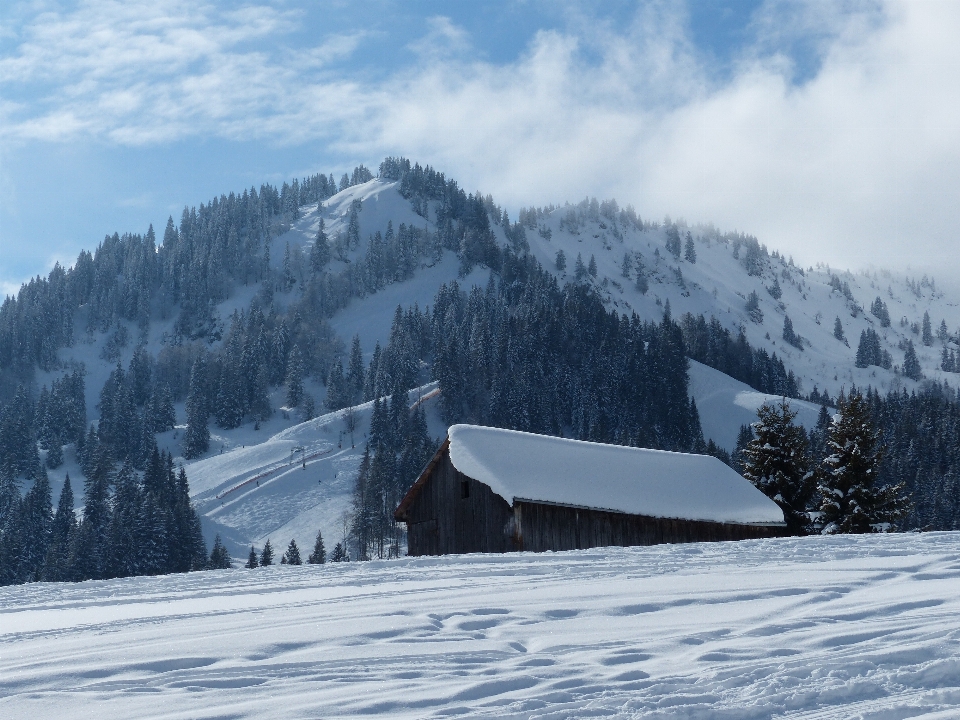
[2,157,959,572]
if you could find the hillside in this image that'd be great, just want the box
[3,158,960,566]
[4,532,959,719]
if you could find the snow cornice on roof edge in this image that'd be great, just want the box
[446,424,785,526]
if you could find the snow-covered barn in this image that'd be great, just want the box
[395,425,786,555]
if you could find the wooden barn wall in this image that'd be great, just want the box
[514,501,785,553]
[404,449,515,556]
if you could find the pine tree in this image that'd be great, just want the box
[665,224,681,258]
[731,424,754,475]
[330,542,348,562]
[555,249,566,272]
[833,317,846,343]
[922,311,933,346]
[284,539,302,565]
[19,468,54,581]
[325,360,350,411]
[684,233,697,263]
[741,398,814,535]
[308,529,326,564]
[259,539,274,566]
[767,276,781,300]
[45,437,63,469]
[574,253,587,281]
[72,468,112,581]
[106,463,142,579]
[184,354,210,459]
[782,315,802,350]
[245,546,258,569]
[42,474,77,581]
[903,339,923,380]
[347,335,365,402]
[745,291,763,323]
[817,390,909,533]
[635,266,648,294]
[285,345,304,408]
[587,255,598,278]
[209,534,231,569]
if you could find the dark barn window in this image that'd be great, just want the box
[461,480,470,499]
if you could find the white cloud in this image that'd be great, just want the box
[2,0,959,276]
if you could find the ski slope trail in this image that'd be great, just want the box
[3,532,960,719]
[186,382,445,556]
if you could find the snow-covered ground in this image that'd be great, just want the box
[4,532,960,719]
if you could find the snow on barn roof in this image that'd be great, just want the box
[447,425,785,526]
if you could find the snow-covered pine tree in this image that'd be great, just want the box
[285,345,304,408]
[741,398,814,535]
[284,539,302,565]
[922,311,933,346]
[684,232,697,263]
[903,340,923,380]
[574,253,586,281]
[308,529,326,564]
[42,474,77,582]
[731,424,754,475]
[782,316,803,350]
[245,547,258,569]
[18,468,53,582]
[325,360,350,411]
[555,249,566,272]
[587,255,598,278]
[259,539,274,566]
[310,218,330,274]
[45,437,63,469]
[745,291,763,324]
[347,335,365,402]
[768,276,781,299]
[833,317,846,344]
[665,224,681,258]
[330,542,348,562]
[209,534,231,569]
[817,390,909,533]
[183,354,210,459]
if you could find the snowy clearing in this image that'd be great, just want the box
[3,532,960,719]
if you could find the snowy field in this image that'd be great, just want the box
[4,533,960,719]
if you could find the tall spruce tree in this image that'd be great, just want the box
[259,539,274,566]
[817,390,909,533]
[209,534,231,569]
[285,345,305,408]
[308,529,326,564]
[330,542,348,562]
[902,340,923,381]
[246,546,258,569]
[741,399,814,534]
[284,539,302,565]
[42,474,77,581]
[184,354,210,459]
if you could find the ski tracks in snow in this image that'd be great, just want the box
[2,534,960,719]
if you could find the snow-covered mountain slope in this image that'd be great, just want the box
[32,177,960,540]
[5,532,960,719]
[268,178,960,403]
[522,206,959,401]
[183,383,446,556]
[689,360,823,450]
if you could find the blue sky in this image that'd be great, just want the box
[2,1,959,296]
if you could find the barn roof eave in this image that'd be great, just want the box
[511,496,788,527]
